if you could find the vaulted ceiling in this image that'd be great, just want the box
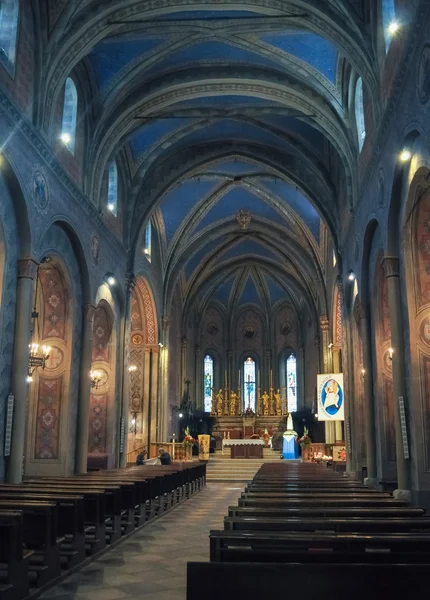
[46,1,376,324]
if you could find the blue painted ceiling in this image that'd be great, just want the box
[265,274,288,305]
[238,275,263,307]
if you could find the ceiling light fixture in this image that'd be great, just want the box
[158,342,164,348]
[388,21,399,34]
[107,276,115,286]
[400,149,412,162]
[348,270,356,281]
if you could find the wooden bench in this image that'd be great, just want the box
[187,562,430,600]
[228,505,425,518]
[0,510,32,600]
[238,496,408,508]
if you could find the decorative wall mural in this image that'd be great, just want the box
[39,267,66,339]
[420,316,430,347]
[34,376,62,459]
[131,333,143,346]
[335,291,343,346]
[32,168,49,214]
[415,191,430,309]
[244,325,256,339]
[280,321,291,336]
[88,393,107,453]
[136,278,157,345]
[418,45,430,105]
[92,307,112,362]
[45,346,64,370]
[207,322,219,336]
[236,209,251,230]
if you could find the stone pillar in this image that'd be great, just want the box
[142,349,151,450]
[181,336,188,397]
[158,315,170,442]
[227,349,233,393]
[332,346,343,441]
[120,275,135,468]
[298,344,304,411]
[75,303,96,474]
[382,257,410,498]
[150,350,159,443]
[195,344,200,409]
[7,258,39,484]
[356,301,378,485]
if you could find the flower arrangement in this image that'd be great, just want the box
[244,407,255,417]
[183,426,196,447]
[297,426,312,448]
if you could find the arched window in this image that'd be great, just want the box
[355,77,366,152]
[61,78,78,153]
[144,222,152,261]
[243,357,256,412]
[382,0,397,53]
[0,0,19,72]
[286,353,297,412]
[107,161,118,216]
[204,355,214,412]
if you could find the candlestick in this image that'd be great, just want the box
[270,369,273,387]
[238,370,240,388]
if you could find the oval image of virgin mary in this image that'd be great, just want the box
[321,378,343,416]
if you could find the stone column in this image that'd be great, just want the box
[227,349,233,392]
[382,257,410,498]
[181,336,188,398]
[195,344,200,409]
[142,349,151,450]
[320,315,335,443]
[158,315,170,442]
[150,350,159,443]
[266,349,272,391]
[332,346,343,441]
[356,301,377,485]
[120,275,135,468]
[7,258,39,484]
[75,303,96,474]
[298,344,304,411]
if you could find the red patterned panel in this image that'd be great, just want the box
[382,375,396,463]
[422,356,430,465]
[131,290,143,331]
[39,266,66,340]
[88,393,108,453]
[34,376,62,459]
[92,306,112,362]
[335,291,343,345]
[415,191,430,309]
[136,278,157,345]
[379,267,391,342]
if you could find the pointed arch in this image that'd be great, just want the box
[61,77,78,153]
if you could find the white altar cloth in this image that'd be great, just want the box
[222,439,265,454]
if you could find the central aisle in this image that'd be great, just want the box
[40,484,242,600]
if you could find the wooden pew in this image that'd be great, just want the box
[0,511,32,600]
[228,505,425,518]
[187,562,430,600]
[238,496,409,508]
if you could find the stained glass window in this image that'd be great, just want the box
[382,0,396,53]
[243,357,256,412]
[107,161,118,216]
[286,353,297,412]
[0,0,19,73]
[355,78,366,152]
[144,222,152,261]
[204,355,213,412]
[61,78,78,153]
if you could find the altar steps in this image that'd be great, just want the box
[206,449,281,483]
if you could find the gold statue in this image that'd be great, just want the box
[275,388,282,416]
[211,388,216,415]
[224,390,230,415]
[230,391,238,416]
[215,389,224,416]
[262,391,270,416]
[269,387,275,415]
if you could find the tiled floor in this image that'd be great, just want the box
[39,484,242,600]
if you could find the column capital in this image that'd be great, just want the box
[382,256,400,278]
[126,272,136,292]
[161,315,171,332]
[84,303,97,323]
[17,258,39,280]
[320,314,330,331]
[354,300,369,322]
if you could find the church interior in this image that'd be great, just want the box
[1,1,430,598]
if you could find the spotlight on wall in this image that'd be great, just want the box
[107,203,115,212]
[60,132,71,145]
[361,368,366,376]
[348,270,356,281]
[388,21,400,34]
[314,414,319,420]
[158,342,164,348]
[328,343,333,349]
[107,276,115,286]
[128,365,137,373]
[400,149,412,162]
[179,413,183,418]
[389,347,394,360]
[26,375,33,383]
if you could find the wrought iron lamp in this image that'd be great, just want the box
[27,263,51,383]
[90,369,102,389]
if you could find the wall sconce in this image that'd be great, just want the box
[328,343,333,349]
[348,270,356,281]
[158,342,164,348]
[128,365,137,373]
[400,149,411,162]
[361,368,366,377]
[90,369,102,389]
[388,347,394,360]
[130,411,139,435]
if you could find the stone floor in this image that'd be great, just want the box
[39,484,242,600]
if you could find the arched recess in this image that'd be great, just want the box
[235,307,264,392]
[371,253,396,480]
[403,174,430,492]
[25,256,77,476]
[88,297,117,461]
[0,156,31,480]
[199,303,226,410]
[278,347,298,412]
[127,276,159,457]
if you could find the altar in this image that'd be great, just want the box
[222,438,264,459]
